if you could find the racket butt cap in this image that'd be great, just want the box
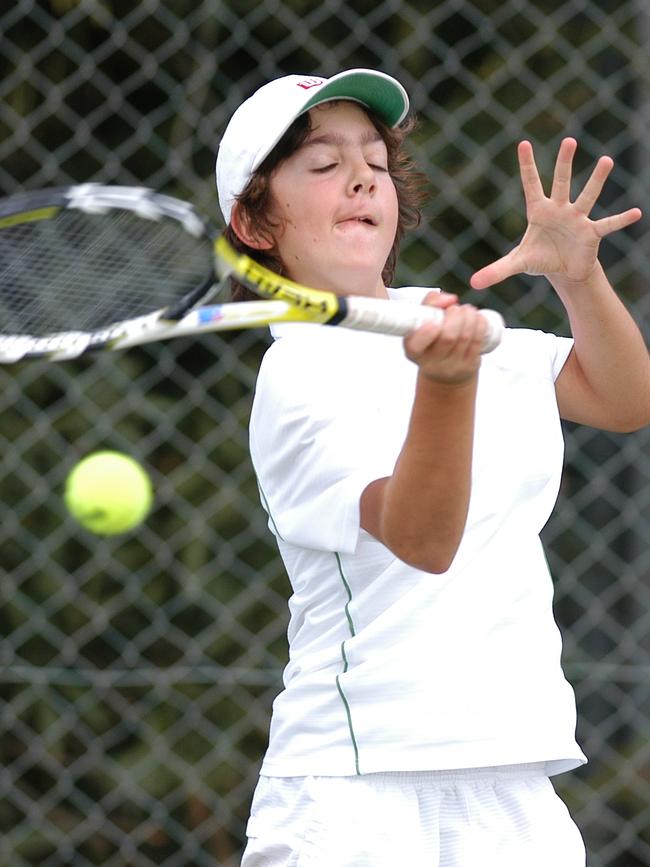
[481,309,505,353]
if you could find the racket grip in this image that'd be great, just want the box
[342,297,505,353]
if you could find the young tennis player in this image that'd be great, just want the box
[216,70,650,866]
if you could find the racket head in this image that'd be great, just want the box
[0,185,219,360]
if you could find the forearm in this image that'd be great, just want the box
[361,372,477,573]
[551,262,650,431]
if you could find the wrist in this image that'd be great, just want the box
[548,261,606,296]
[416,369,479,393]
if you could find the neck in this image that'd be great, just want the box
[294,271,389,299]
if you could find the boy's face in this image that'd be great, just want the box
[266,101,399,298]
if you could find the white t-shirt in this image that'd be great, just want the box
[249,287,586,778]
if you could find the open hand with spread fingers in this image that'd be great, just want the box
[470,137,642,290]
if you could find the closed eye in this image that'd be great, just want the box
[312,162,388,174]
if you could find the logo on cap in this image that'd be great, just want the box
[296,77,325,90]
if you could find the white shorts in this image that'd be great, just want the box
[241,764,586,867]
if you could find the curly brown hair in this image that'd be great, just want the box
[224,105,429,301]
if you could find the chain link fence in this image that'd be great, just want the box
[1,1,649,865]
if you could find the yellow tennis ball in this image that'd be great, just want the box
[64,451,153,536]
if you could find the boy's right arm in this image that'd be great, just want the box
[360,295,485,574]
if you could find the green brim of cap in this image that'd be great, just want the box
[302,71,408,127]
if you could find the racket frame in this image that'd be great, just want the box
[0,184,504,362]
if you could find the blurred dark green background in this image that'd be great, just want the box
[1,1,649,865]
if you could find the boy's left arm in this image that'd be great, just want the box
[471,137,650,432]
[549,262,650,432]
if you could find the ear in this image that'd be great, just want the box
[230,202,274,251]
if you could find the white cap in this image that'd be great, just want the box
[216,68,410,224]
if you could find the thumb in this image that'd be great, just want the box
[422,290,459,309]
[470,251,521,290]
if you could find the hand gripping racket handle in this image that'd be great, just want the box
[340,296,505,353]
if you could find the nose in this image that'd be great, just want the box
[348,158,376,195]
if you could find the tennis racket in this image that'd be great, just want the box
[0,184,504,363]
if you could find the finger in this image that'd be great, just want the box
[517,140,545,208]
[404,318,443,357]
[406,304,467,358]
[457,305,487,359]
[593,207,643,238]
[421,291,458,309]
[550,137,577,202]
[406,294,460,355]
[574,155,614,215]
[442,304,469,344]
[431,305,477,361]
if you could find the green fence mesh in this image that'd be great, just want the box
[1,1,649,865]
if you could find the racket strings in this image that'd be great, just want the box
[0,208,214,336]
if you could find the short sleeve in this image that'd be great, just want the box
[495,329,574,382]
[249,335,402,554]
[545,333,574,381]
